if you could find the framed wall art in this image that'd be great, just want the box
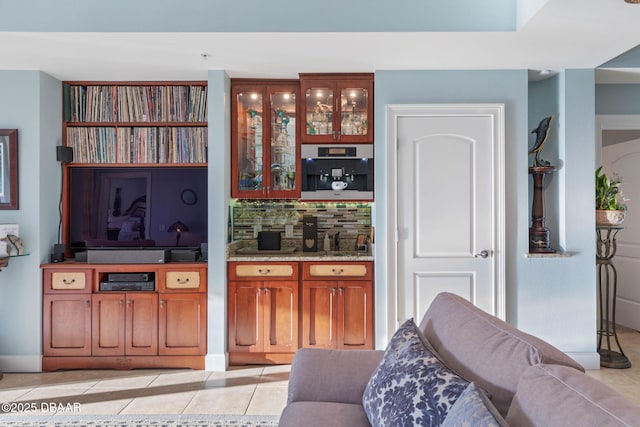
[0,129,18,210]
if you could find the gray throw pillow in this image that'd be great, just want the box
[362,318,469,427]
[441,382,508,427]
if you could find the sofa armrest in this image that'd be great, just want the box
[287,348,384,405]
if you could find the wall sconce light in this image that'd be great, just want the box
[168,221,189,246]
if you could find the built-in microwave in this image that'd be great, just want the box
[300,144,373,200]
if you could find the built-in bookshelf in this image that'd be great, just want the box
[63,82,207,165]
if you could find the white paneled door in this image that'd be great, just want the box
[602,139,640,330]
[391,105,504,323]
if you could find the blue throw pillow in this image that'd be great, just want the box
[362,318,469,427]
[441,382,508,427]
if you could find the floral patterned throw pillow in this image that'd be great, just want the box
[362,318,469,427]
[441,382,508,427]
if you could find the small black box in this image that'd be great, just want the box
[171,249,200,262]
[56,146,73,163]
[302,216,318,252]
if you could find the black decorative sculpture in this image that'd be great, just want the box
[528,116,556,253]
[529,115,553,167]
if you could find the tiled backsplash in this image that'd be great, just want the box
[230,200,372,252]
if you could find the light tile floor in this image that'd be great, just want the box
[0,364,290,416]
[586,325,640,405]
[1,328,640,417]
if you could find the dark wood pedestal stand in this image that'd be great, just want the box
[529,166,556,253]
[596,226,631,369]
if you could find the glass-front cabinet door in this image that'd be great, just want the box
[300,73,373,144]
[231,81,300,199]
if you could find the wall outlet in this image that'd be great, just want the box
[253,224,262,238]
[285,224,294,238]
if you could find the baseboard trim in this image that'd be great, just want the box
[616,298,640,331]
[0,355,42,372]
[206,352,228,371]
[567,351,600,370]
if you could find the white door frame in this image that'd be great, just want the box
[386,104,506,336]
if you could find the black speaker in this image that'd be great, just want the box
[302,216,318,252]
[56,146,73,163]
[50,243,65,263]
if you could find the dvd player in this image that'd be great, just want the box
[99,281,155,291]
[107,272,152,282]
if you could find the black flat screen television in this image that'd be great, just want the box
[67,166,207,253]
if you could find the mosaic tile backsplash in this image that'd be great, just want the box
[231,201,372,252]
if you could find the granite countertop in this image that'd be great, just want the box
[226,240,374,262]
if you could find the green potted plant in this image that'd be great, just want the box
[596,166,627,226]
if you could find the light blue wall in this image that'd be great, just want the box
[373,70,597,364]
[207,70,231,370]
[596,84,640,115]
[1,0,515,32]
[528,76,560,250]
[0,66,599,370]
[516,70,596,360]
[374,69,528,343]
[0,71,61,371]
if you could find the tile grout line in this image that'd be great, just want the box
[243,368,263,415]
[180,371,215,414]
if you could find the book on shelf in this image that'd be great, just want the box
[64,83,207,123]
[67,126,206,164]
[63,83,207,164]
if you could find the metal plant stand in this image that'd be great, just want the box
[596,226,631,369]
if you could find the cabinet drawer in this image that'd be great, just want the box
[229,262,299,280]
[158,268,207,292]
[43,268,92,293]
[303,262,373,280]
[52,272,86,290]
[166,271,200,289]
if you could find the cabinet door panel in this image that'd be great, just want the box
[264,281,298,352]
[228,282,263,352]
[92,294,125,356]
[126,293,158,356]
[43,294,92,356]
[159,293,207,355]
[339,281,373,349]
[302,281,337,349]
[231,82,300,199]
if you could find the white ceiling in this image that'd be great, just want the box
[1,0,640,82]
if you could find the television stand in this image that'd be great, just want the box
[41,261,207,371]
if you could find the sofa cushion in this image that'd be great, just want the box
[506,364,640,427]
[362,318,469,427]
[278,401,370,427]
[418,292,584,416]
[442,382,509,427]
[286,348,384,405]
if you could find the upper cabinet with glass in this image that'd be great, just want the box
[299,73,373,144]
[231,80,300,199]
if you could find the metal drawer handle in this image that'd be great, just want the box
[332,268,344,275]
[176,278,190,284]
[258,269,271,275]
[62,278,76,284]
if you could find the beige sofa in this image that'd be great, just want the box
[279,292,640,426]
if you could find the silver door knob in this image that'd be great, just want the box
[474,250,490,258]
